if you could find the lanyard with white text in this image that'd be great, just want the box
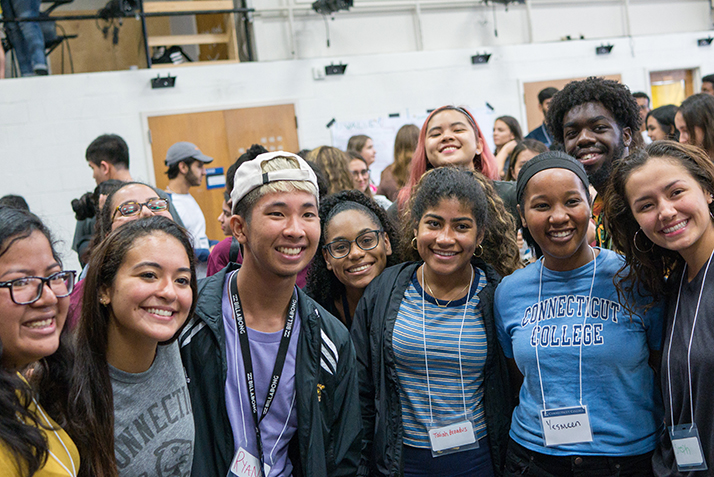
[229,272,297,476]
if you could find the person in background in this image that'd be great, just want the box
[347,134,377,167]
[701,74,714,96]
[496,152,663,476]
[67,181,176,328]
[348,135,379,194]
[352,167,518,477]
[0,0,47,76]
[164,141,214,278]
[64,216,196,477]
[604,141,714,476]
[307,146,354,195]
[675,93,714,161]
[493,116,523,177]
[0,194,29,210]
[645,105,679,142]
[179,151,362,476]
[546,77,640,249]
[71,180,124,268]
[525,87,559,148]
[77,134,183,265]
[503,139,549,264]
[633,91,652,145]
[378,124,419,202]
[0,206,78,476]
[306,190,400,328]
[348,152,392,209]
[207,144,268,277]
[504,140,548,182]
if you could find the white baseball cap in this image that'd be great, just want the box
[231,151,319,207]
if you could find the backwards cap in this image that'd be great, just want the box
[230,151,319,206]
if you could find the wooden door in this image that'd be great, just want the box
[523,75,622,133]
[649,69,694,108]
[147,104,299,241]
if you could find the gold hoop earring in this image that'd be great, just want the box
[473,244,484,258]
[411,236,418,250]
[633,229,653,253]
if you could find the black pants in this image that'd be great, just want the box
[504,439,654,477]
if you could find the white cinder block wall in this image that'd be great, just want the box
[1,1,713,272]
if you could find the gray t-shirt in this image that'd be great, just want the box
[110,341,195,477]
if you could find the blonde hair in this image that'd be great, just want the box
[233,156,318,220]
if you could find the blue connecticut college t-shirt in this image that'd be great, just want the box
[494,248,664,456]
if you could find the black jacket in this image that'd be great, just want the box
[179,264,363,476]
[351,260,513,476]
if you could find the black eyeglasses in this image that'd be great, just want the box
[323,229,383,259]
[112,198,169,219]
[0,271,77,305]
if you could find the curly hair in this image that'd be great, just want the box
[401,167,520,278]
[546,77,641,146]
[305,190,401,315]
[604,141,714,305]
[397,106,499,211]
[307,146,355,195]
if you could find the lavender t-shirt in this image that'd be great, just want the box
[222,270,300,476]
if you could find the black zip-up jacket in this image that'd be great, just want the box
[351,260,514,476]
[179,264,363,476]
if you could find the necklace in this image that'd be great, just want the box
[423,269,471,308]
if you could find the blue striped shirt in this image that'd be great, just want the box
[393,265,489,448]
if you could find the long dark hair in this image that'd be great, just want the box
[604,141,714,304]
[0,206,72,475]
[402,167,520,277]
[494,115,524,148]
[678,93,714,157]
[645,104,679,141]
[65,216,197,477]
[306,190,401,317]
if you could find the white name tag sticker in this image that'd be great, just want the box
[428,420,476,452]
[228,447,271,477]
[540,405,593,447]
[670,424,708,471]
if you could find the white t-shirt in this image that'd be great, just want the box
[168,191,210,250]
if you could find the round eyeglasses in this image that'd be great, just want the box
[0,270,77,305]
[323,229,383,259]
[112,198,169,220]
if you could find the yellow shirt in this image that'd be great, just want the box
[0,381,79,476]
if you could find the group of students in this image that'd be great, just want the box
[2,91,714,477]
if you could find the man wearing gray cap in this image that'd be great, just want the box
[165,141,214,277]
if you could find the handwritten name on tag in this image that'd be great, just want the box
[428,420,476,452]
[229,447,271,477]
[540,406,593,447]
[673,437,705,466]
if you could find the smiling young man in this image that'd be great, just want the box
[546,77,641,248]
[179,151,362,477]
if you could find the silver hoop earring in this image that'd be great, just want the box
[633,229,654,253]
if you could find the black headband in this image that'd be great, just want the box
[516,151,590,204]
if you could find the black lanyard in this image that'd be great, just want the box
[229,272,297,476]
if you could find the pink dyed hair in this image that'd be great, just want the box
[396,105,498,210]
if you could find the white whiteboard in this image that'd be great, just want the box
[330,107,497,186]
